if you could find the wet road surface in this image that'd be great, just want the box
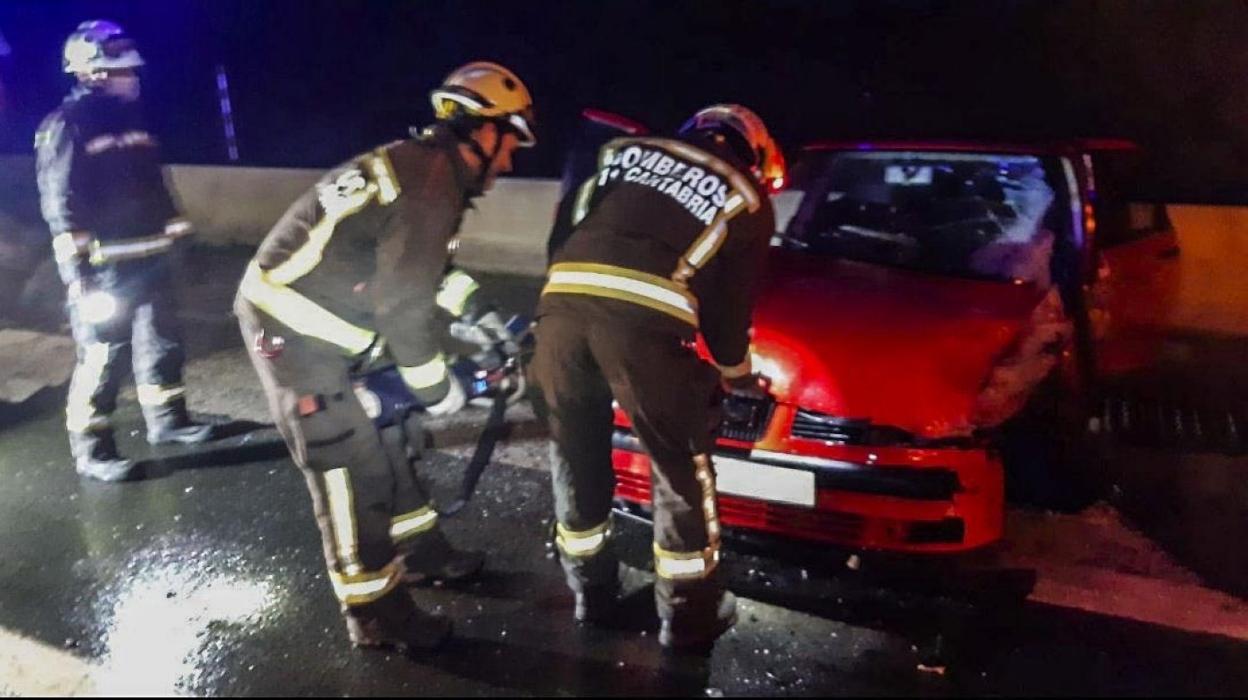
[3,248,1248,695]
[3,391,1248,696]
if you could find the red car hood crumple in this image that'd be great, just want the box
[750,250,1047,439]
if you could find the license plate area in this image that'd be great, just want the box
[713,456,816,508]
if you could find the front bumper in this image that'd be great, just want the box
[611,423,1003,554]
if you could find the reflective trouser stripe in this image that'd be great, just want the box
[136,383,185,407]
[556,521,610,558]
[324,468,362,572]
[435,269,480,317]
[67,416,111,434]
[542,263,699,327]
[653,454,722,580]
[653,542,720,580]
[65,342,110,432]
[389,506,439,544]
[239,262,377,355]
[398,354,448,391]
[695,454,722,545]
[328,562,402,606]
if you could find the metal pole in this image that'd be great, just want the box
[215,63,239,162]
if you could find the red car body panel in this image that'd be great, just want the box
[611,139,1109,555]
[751,250,1047,439]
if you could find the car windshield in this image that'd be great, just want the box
[781,150,1070,285]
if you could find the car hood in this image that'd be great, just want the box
[750,250,1049,438]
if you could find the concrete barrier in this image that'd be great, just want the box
[166,164,321,247]
[2,155,1247,320]
[2,155,564,275]
[168,164,564,275]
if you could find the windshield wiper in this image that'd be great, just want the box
[836,225,918,247]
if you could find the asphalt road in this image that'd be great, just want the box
[2,246,1247,696]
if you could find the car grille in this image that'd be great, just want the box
[791,409,870,443]
[718,394,776,443]
[791,408,925,447]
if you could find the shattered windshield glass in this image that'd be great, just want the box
[782,151,1067,285]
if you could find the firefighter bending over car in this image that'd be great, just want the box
[532,105,783,650]
[234,62,534,653]
[35,21,215,483]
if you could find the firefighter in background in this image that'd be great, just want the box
[235,62,535,652]
[35,20,214,483]
[531,105,783,650]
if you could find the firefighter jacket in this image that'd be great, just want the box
[238,125,482,404]
[35,86,185,279]
[539,136,775,378]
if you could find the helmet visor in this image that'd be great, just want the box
[102,37,139,59]
[507,109,536,147]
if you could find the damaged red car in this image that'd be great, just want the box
[613,140,1126,554]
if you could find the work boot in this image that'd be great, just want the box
[144,398,215,445]
[574,583,622,625]
[69,430,139,482]
[659,591,738,652]
[397,529,485,585]
[344,588,452,653]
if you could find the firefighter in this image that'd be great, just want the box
[234,62,535,652]
[531,105,783,650]
[35,20,214,483]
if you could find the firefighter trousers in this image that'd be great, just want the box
[64,259,191,449]
[531,309,726,623]
[237,301,440,613]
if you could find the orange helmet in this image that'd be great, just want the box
[429,61,536,147]
[679,104,785,190]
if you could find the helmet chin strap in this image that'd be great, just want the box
[463,121,506,196]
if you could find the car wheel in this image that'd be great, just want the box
[999,373,1104,511]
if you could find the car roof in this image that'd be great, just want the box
[802,138,1138,156]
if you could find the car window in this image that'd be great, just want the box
[782,151,1073,286]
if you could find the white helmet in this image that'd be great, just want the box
[63,20,144,74]
[679,104,785,189]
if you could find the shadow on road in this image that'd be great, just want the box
[427,633,711,697]
[137,419,284,478]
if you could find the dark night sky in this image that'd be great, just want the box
[0,0,1245,202]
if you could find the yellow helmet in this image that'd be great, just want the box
[430,61,536,147]
[679,104,785,190]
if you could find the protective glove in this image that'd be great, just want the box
[449,309,530,356]
[722,372,772,401]
[423,358,485,416]
[423,373,467,416]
